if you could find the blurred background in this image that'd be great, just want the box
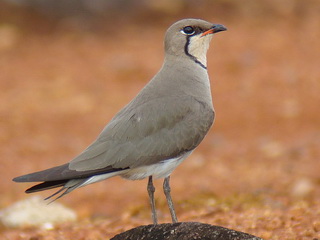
[0,0,319,239]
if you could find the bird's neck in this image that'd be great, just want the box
[156,55,213,105]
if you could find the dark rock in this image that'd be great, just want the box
[111,222,264,240]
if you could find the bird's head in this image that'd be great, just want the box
[164,19,227,69]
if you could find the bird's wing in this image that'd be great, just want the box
[69,95,214,171]
[12,162,124,182]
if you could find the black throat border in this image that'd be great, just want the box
[184,36,207,70]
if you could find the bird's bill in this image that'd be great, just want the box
[201,24,227,37]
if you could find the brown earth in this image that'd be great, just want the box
[0,1,320,239]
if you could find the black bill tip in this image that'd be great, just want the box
[212,24,227,33]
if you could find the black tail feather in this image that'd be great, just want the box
[25,178,88,203]
[45,179,87,203]
[44,187,68,203]
[25,180,68,193]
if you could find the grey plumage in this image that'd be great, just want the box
[13,18,226,223]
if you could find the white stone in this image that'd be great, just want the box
[0,196,77,228]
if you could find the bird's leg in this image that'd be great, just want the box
[163,176,178,223]
[147,176,158,224]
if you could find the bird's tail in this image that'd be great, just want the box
[21,178,88,203]
[13,165,127,202]
[16,171,123,203]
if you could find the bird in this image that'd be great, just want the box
[13,18,226,224]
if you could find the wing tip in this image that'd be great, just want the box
[12,174,43,182]
[12,164,70,183]
[12,175,28,182]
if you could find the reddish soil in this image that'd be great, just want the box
[0,1,319,239]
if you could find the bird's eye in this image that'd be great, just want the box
[181,26,195,35]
